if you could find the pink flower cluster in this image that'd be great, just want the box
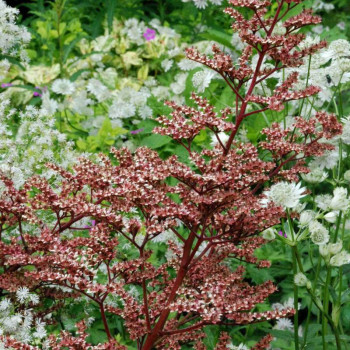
[0,1,343,349]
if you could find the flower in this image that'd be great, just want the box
[192,69,217,93]
[1,83,13,88]
[263,182,307,209]
[51,79,75,95]
[299,210,315,226]
[273,318,294,332]
[130,128,144,135]
[294,273,309,287]
[330,250,350,267]
[328,241,343,255]
[143,28,156,41]
[309,221,330,245]
[16,287,30,303]
[324,211,338,224]
[161,59,173,72]
[330,187,349,211]
[301,167,328,184]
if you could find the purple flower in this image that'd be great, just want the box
[84,220,96,230]
[278,230,287,238]
[130,128,144,135]
[33,91,42,97]
[143,28,156,41]
[1,83,13,88]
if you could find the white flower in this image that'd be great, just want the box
[328,241,343,255]
[210,132,229,147]
[330,187,349,211]
[0,0,31,59]
[294,273,309,287]
[29,293,40,305]
[330,250,350,267]
[274,318,294,332]
[86,78,111,102]
[324,211,338,224]
[178,58,202,71]
[299,210,315,226]
[315,194,332,211]
[193,0,208,9]
[138,105,153,119]
[309,221,330,245]
[0,298,11,311]
[16,287,30,303]
[51,79,75,95]
[301,168,328,184]
[170,72,188,95]
[263,182,306,209]
[192,69,217,93]
[161,59,173,72]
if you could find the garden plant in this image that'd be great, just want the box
[0,0,350,349]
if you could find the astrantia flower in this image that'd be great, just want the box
[193,0,208,9]
[309,221,329,245]
[315,194,332,211]
[330,187,349,211]
[294,272,308,287]
[274,318,293,332]
[161,59,173,72]
[328,241,343,255]
[263,182,307,209]
[301,167,328,184]
[192,69,217,93]
[16,287,30,303]
[51,79,75,95]
[330,250,350,267]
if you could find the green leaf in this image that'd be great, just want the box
[140,134,172,149]
[199,28,235,50]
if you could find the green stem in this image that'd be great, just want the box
[292,246,300,350]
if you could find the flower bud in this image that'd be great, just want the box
[344,170,350,182]
[328,241,343,255]
[324,211,338,223]
[319,244,329,257]
[299,210,314,226]
[261,227,276,241]
[294,272,309,287]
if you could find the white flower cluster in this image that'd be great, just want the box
[0,0,31,60]
[0,288,48,345]
[0,94,80,189]
[319,241,350,267]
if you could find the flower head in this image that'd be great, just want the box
[51,79,75,95]
[294,272,309,287]
[263,182,307,209]
[309,221,330,245]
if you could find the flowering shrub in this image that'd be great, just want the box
[0,0,347,349]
